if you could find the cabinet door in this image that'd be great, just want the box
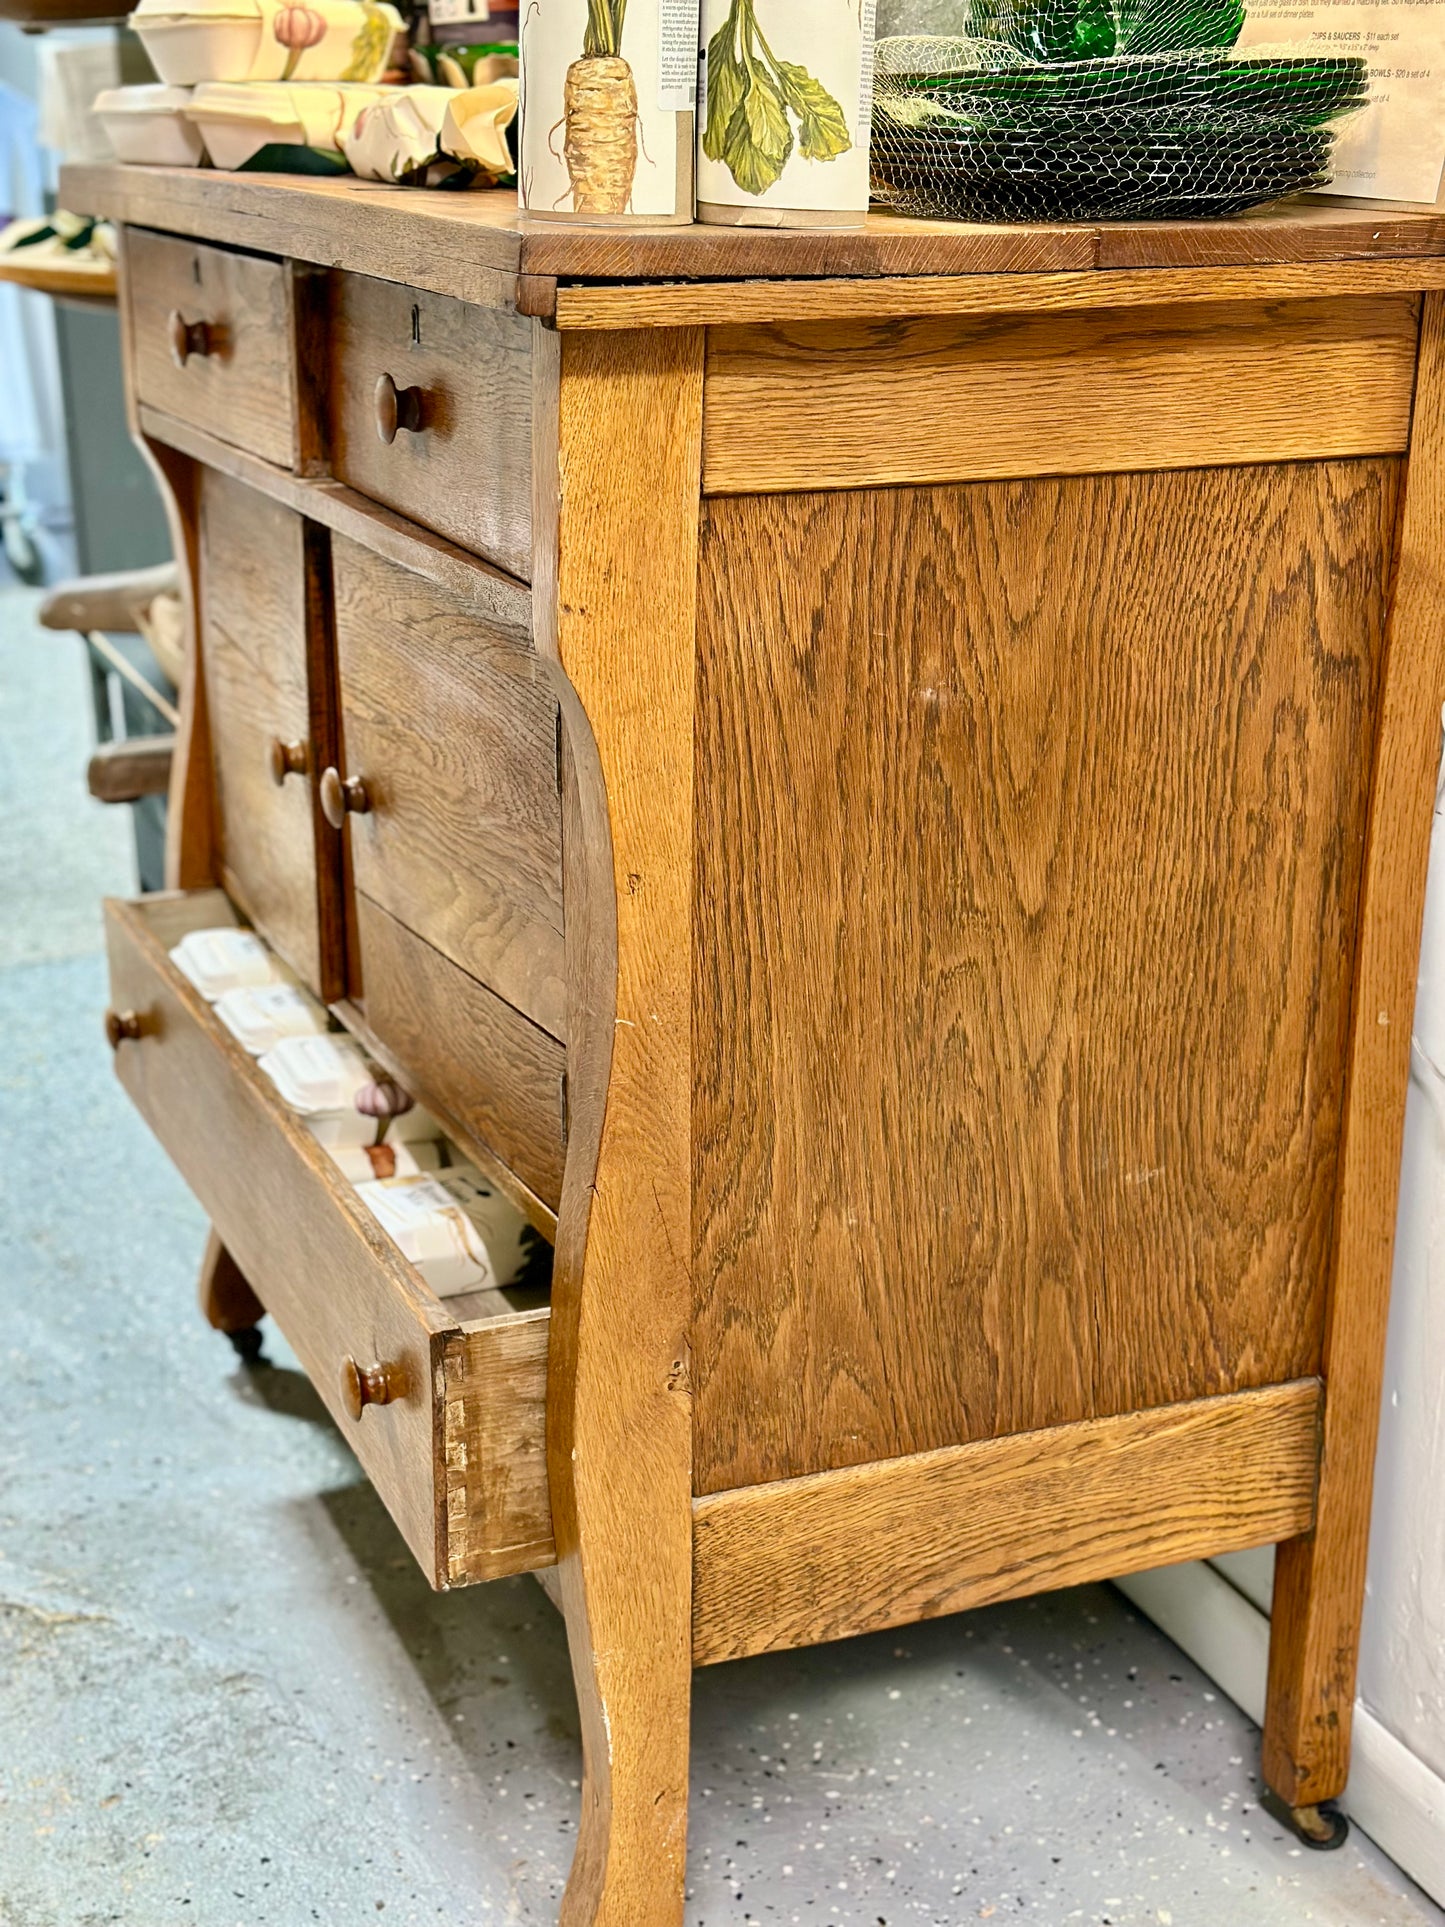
[330,534,565,1038]
[328,534,567,1213]
[198,468,343,999]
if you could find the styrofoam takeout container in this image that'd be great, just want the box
[130,1,263,85]
[258,1033,372,1144]
[214,980,328,1055]
[257,1033,436,1148]
[354,1162,539,1297]
[130,0,401,88]
[185,78,387,168]
[92,84,207,165]
[170,927,290,1002]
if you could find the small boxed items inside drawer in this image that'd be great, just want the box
[103,885,556,1588]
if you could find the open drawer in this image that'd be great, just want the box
[102,887,556,1590]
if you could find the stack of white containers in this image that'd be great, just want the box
[171,925,545,1301]
[94,0,403,167]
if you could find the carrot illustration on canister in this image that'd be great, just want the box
[556,0,639,213]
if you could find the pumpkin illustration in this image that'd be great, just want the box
[274,3,326,79]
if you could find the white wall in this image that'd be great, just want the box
[1364,764,1445,1792]
[1120,744,1445,1899]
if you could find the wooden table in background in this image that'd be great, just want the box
[0,255,117,303]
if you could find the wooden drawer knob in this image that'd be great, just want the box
[374,372,426,444]
[319,766,372,830]
[167,310,214,368]
[341,1355,406,1420]
[268,737,309,787]
[105,1008,143,1050]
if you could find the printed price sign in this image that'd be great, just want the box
[430,0,496,22]
[1239,0,1445,202]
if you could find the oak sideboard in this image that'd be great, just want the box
[66,162,1445,1924]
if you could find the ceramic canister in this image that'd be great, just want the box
[520,0,700,222]
[697,0,877,227]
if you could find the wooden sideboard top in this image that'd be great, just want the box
[61,162,1445,323]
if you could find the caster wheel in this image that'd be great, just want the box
[226,1325,267,1366]
[1262,1790,1350,1850]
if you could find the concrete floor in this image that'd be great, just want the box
[3,584,1443,1927]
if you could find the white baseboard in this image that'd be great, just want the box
[1116,1562,1445,1906]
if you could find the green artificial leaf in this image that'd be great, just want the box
[704,27,746,161]
[237,141,349,174]
[776,58,852,160]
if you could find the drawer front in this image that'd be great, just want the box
[128,229,298,468]
[102,888,554,1587]
[353,895,568,1214]
[325,272,533,580]
[332,534,565,1039]
[199,468,342,999]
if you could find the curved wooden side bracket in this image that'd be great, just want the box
[532,321,703,1927]
[115,234,215,893]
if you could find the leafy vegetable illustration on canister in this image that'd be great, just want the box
[520,0,700,223]
[698,0,877,226]
[340,0,397,80]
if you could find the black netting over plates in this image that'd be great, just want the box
[870,16,1370,220]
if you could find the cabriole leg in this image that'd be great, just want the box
[197,1228,265,1362]
[557,1563,691,1927]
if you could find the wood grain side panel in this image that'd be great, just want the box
[692,1382,1323,1665]
[693,463,1397,1494]
[332,533,565,1040]
[1263,292,1445,1808]
[128,228,297,469]
[353,893,567,1211]
[703,298,1420,494]
[326,270,533,580]
[443,1311,555,1584]
[198,468,336,997]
